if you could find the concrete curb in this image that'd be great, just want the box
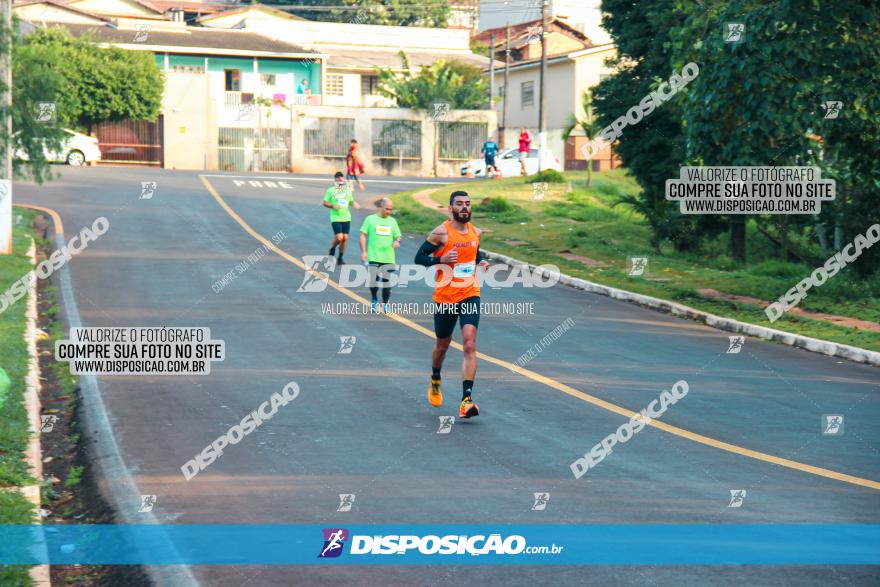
[21,237,51,586]
[482,249,880,368]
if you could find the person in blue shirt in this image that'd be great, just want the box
[481,137,499,176]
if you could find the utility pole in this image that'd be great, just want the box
[488,30,495,112]
[537,0,548,171]
[0,0,12,254]
[502,21,510,147]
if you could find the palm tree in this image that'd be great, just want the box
[563,90,604,187]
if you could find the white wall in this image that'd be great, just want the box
[163,72,212,170]
[494,45,615,163]
[14,4,106,24]
[322,71,395,108]
[290,105,498,177]
[204,12,473,53]
[495,59,575,162]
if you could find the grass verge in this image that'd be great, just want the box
[0,207,39,586]
[391,170,880,352]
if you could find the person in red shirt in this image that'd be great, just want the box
[346,139,366,191]
[518,128,532,176]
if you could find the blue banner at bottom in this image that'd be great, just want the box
[1,525,878,565]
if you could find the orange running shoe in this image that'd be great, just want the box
[459,397,480,419]
[428,379,443,407]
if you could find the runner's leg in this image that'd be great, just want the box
[461,324,477,394]
[336,222,351,261]
[379,264,393,304]
[329,223,342,256]
[368,262,381,311]
[458,297,481,417]
[429,303,458,407]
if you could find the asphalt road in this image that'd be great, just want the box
[15,166,880,586]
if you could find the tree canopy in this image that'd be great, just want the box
[6,26,164,182]
[594,0,880,272]
[377,53,488,110]
[266,0,449,27]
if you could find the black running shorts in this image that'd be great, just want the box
[331,221,351,235]
[433,296,481,339]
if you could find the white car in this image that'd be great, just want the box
[15,129,102,166]
[461,147,562,177]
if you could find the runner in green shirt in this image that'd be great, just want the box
[359,197,402,313]
[323,171,360,265]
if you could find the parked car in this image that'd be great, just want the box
[461,147,562,177]
[15,129,101,166]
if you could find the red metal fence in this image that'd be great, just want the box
[95,117,163,165]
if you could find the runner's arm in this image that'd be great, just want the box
[415,241,441,266]
[415,226,449,266]
[323,191,339,210]
[475,227,487,265]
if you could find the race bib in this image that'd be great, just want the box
[375,225,392,236]
[453,261,475,278]
[336,197,349,207]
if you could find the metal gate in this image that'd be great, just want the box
[219,127,291,172]
[438,122,487,160]
[95,117,163,165]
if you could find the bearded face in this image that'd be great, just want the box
[450,197,471,223]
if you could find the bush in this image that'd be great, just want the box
[592,179,621,198]
[748,260,809,279]
[526,169,565,183]
[544,199,619,223]
[712,254,737,271]
[475,196,514,213]
[474,196,528,223]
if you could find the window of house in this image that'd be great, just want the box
[361,74,380,96]
[225,69,241,91]
[172,64,205,73]
[261,73,277,86]
[498,85,505,97]
[521,81,534,109]
[327,74,344,96]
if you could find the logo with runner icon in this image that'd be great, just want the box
[298,255,337,293]
[337,494,355,512]
[318,528,349,558]
[822,414,844,436]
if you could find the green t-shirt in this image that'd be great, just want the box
[360,213,402,264]
[324,185,354,222]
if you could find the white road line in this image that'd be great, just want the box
[200,174,458,185]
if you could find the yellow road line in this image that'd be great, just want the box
[18,204,64,235]
[200,175,880,491]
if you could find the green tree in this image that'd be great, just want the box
[6,21,67,183]
[562,91,603,186]
[376,52,488,109]
[269,0,449,27]
[671,0,880,269]
[5,27,164,182]
[592,0,708,252]
[24,28,163,133]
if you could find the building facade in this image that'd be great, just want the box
[14,0,497,175]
